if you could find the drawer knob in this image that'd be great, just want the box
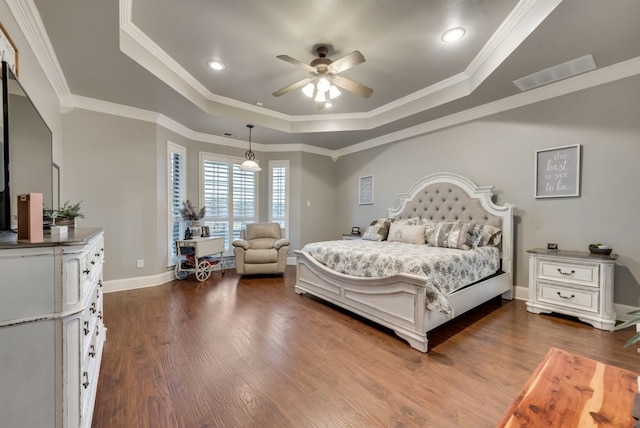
[557,268,575,276]
[557,291,575,300]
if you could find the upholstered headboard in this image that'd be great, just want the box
[388,173,515,273]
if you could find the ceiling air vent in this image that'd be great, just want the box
[222,132,240,138]
[513,54,596,91]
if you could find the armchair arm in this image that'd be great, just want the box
[273,238,290,250]
[232,239,251,250]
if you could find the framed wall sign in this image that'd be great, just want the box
[0,22,18,76]
[359,175,374,205]
[534,144,581,198]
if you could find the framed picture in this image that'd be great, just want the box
[351,226,360,235]
[534,144,581,198]
[0,22,19,76]
[201,226,210,237]
[359,175,374,205]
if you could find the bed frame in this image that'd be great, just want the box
[294,172,515,352]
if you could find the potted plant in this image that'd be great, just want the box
[53,200,85,229]
[613,310,640,349]
[180,200,205,237]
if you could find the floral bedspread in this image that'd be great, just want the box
[300,240,500,316]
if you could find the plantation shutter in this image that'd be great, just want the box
[168,143,186,262]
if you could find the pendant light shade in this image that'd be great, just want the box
[240,124,261,172]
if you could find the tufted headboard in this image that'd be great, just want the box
[388,173,515,272]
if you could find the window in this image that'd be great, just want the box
[200,153,258,252]
[167,142,186,264]
[269,160,289,235]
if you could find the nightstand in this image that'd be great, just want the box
[526,249,617,330]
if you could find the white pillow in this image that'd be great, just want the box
[387,223,426,244]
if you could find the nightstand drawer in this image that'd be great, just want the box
[538,260,599,287]
[538,282,599,313]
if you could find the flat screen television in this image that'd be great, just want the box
[1,61,53,232]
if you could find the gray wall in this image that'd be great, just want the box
[335,75,640,305]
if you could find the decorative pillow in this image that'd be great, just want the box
[387,223,426,244]
[426,221,475,250]
[467,224,502,247]
[361,218,391,241]
[391,217,426,226]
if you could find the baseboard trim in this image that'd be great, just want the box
[103,271,173,293]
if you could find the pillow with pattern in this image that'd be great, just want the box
[387,223,426,244]
[361,218,391,241]
[426,221,475,250]
[391,217,426,226]
[467,224,502,247]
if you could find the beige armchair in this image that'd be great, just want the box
[232,223,290,275]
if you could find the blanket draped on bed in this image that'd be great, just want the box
[300,240,500,316]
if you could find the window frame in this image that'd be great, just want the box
[268,160,289,237]
[167,141,186,266]
[199,151,259,254]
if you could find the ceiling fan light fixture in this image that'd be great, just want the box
[314,91,327,103]
[239,124,261,172]
[441,27,465,43]
[328,85,341,99]
[316,76,331,93]
[302,82,315,98]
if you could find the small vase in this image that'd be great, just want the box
[188,220,201,238]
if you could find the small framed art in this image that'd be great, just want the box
[359,175,374,205]
[534,144,581,198]
[201,226,210,237]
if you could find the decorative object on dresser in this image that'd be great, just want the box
[179,199,205,237]
[295,172,515,352]
[45,200,85,229]
[526,248,617,330]
[0,228,106,428]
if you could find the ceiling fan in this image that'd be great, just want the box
[272,45,373,108]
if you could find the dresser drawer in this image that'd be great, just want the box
[538,259,599,287]
[537,282,599,313]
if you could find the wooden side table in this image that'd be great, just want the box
[527,249,617,330]
[342,234,361,240]
[497,347,638,427]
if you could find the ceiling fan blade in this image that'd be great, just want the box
[272,77,314,97]
[328,51,366,74]
[276,55,315,72]
[332,75,373,98]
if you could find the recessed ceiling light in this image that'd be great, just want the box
[208,60,225,71]
[441,27,466,43]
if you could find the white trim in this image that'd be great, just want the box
[117,0,560,133]
[5,0,73,110]
[103,271,173,293]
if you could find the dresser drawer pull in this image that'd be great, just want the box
[98,311,103,320]
[82,372,89,389]
[90,303,96,314]
[557,292,575,300]
[89,344,95,358]
[83,321,90,335]
[83,268,90,275]
[98,280,103,288]
[90,260,96,265]
[95,253,100,257]
[557,268,575,276]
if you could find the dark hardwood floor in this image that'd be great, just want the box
[92,266,640,428]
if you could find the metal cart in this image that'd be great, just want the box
[174,237,225,281]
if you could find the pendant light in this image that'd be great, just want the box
[239,124,261,172]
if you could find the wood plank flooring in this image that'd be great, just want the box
[92,267,640,427]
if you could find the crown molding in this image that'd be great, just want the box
[335,55,640,159]
[6,0,72,111]
[118,0,560,134]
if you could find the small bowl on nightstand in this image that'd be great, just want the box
[589,246,613,255]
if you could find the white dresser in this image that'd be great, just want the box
[0,228,106,428]
[526,248,617,331]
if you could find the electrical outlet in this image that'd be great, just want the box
[137,259,144,268]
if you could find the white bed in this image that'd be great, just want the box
[294,172,515,352]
